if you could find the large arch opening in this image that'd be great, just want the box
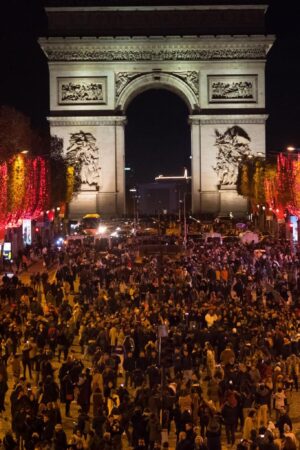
[125,88,191,217]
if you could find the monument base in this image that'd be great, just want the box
[68,191,125,220]
[69,191,97,220]
[219,187,248,217]
[199,188,248,217]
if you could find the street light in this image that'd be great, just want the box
[183,192,187,247]
[129,188,139,229]
[286,146,300,156]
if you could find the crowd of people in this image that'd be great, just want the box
[0,230,299,450]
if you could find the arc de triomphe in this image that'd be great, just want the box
[40,1,274,218]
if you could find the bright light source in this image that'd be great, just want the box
[98,225,107,234]
[20,150,29,154]
[56,207,61,211]
[287,146,295,152]
[116,227,121,231]
[129,188,137,193]
[110,231,118,237]
[124,167,131,171]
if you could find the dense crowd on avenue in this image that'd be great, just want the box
[0,233,300,450]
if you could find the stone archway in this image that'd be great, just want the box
[116,72,200,213]
[116,71,198,113]
[124,88,191,215]
[42,31,272,218]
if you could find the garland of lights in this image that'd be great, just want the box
[66,166,75,203]
[0,156,50,228]
[0,163,8,225]
[8,155,27,223]
[34,157,49,219]
[24,158,38,218]
[292,158,300,217]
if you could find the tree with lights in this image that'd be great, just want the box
[0,107,69,232]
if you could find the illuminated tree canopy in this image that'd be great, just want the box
[238,152,300,219]
[0,107,70,228]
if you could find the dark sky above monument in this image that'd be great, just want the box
[0,0,300,183]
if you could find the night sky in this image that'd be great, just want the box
[0,0,300,184]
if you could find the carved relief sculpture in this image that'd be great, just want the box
[213,126,252,187]
[115,71,199,100]
[45,46,269,62]
[58,77,107,104]
[115,72,141,98]
[208,75,257,103]
[65,131,100,188]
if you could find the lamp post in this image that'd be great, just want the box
[129,188,139,231]
[183,191,187,247]
[178,192,188,246]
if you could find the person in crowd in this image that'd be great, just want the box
[243,409,256,441]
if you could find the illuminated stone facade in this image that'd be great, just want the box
[40,3,274,218]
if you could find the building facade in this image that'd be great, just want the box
[40,1,274,218]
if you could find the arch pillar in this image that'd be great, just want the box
[97,116,126,216]
[48,116,127,218]
[189,116,201,215]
